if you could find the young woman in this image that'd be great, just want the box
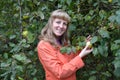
[37,9,93,80]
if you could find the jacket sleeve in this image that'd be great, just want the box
[37,41,85,79]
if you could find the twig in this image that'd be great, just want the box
[18,0,22,40]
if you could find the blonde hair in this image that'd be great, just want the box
[39,9,71,46]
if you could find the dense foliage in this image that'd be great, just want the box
[0,0,120,80]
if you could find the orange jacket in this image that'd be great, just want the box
[37,40,85,80]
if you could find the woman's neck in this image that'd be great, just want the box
[54,34,63,46]
[56,38,62,45]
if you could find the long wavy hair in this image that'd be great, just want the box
[39,9,71,46]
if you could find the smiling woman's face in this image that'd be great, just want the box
[52,18,68,37]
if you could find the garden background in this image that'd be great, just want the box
[0,0,120,80]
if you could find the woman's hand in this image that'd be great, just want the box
[79,44,93,58]
[79,35,93,58]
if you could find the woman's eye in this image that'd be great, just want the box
[56,21,61,24]
[63,23,67,26]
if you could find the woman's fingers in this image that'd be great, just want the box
[87,35,92,41]
[86,35,92,42]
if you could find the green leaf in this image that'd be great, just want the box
[114,68,120,77]
[10,45,21,53]
[116,15,120,24]
[91,36,98,44]
[9,42,15,47]
[78,41,86,47]
[99,10,107,20]
[3,53,8,59]
[16,65,23,72]
[9,35,16,40]
[89,71,97,75]
[69,24,76,31]
[115,49,120,56]
[71,46,76,53]
[89,10,94,15]
[93,2,98,6]
[66,47,72,54]
[114,39,120,44]
[27,31,35,43]
[114,60,120,68]
[98,46,104,55]
[18,77,24,80]
[92,48,99,56]
[66,0,72,5]
[23,44,30,48]
[109,10,120,24]
[12,53,26,61]
[108,15,116,22]
[88,76,96,80]
[12,53,31,64]
[98,29,110,38]
[33,77,37,80]
[60,47,67,53]
[116,10,120,15]
[49,0,54,1]
[98,45,108,57]
[111,43,119,51]
[102,71,112,77]
[1,62,10,68]
[38,11,44,20]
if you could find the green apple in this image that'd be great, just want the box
[86,41,92,48]
[22,30,28,37]
[108,0,112,3]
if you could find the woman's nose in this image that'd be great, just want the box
[59,23,63,28]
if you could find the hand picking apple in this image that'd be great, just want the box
[79,36,93,58]
[86,41,92,49]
